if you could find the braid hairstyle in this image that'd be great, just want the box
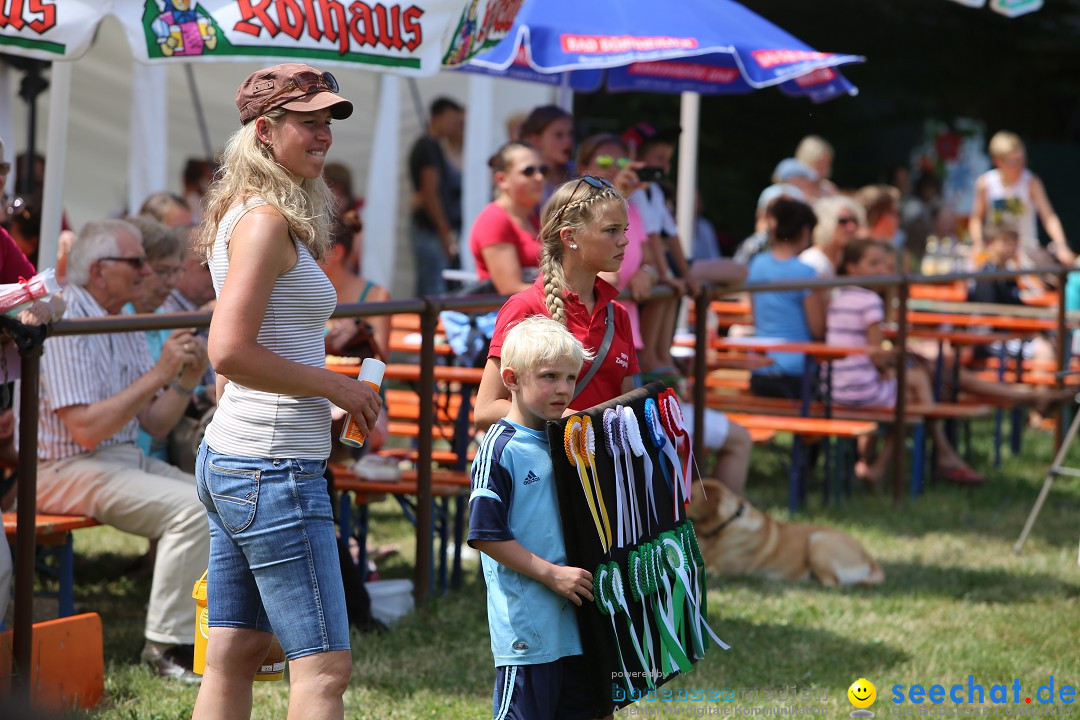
[537,177,626,325]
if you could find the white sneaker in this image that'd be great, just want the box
[352,454,402,482]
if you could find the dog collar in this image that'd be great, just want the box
[701,502,746,539]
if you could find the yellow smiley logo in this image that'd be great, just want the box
[848,678,877,710]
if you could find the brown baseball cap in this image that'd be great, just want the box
[236,63,353,125]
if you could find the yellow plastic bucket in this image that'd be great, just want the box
[192,570,209,675]
[192,570,286,681]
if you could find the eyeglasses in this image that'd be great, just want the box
[521,164,550,178]
[837,216,858,226]
[258,70,339,115]
[593,155,630,170]
[99,256,148,270]
[151,264,184,279]
[553,175,616,224]
[0,162,10,175]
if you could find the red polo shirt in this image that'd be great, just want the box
[488,276,639,411]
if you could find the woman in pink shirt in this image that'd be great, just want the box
[468,141,546,295]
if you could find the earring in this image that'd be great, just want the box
[569,243,578,249]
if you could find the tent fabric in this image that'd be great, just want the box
[0,0,524,73]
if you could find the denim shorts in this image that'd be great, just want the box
[195,441,350,660]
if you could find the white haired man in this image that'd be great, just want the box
[21,218,210,682]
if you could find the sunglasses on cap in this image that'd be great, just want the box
[593,155,630,170]
[554,175,616,224]
[520,164,549,178]
[258,70,339,115]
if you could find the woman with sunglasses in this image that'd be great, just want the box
[468,141,547,295]
[191,64,380,720]
[475,175,638,429]
[800,196,867,279]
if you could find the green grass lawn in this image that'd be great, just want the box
[60,420,1080,719]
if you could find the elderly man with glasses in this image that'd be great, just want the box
[19,218,211,683]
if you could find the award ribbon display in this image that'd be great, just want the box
[564,416,610,554]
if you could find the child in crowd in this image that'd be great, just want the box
[969,131,1073,268]
[829,238,985,485]
[468,315,599,720]
[969,223,1023,305]
[968,223,1057,396]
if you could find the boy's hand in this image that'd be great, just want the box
[547,565,594,606]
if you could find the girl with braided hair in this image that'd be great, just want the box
[475,176,639,429]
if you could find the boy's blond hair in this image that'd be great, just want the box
[500,315,594,378]
[988,131,1024,159]
[985,222,1020,243]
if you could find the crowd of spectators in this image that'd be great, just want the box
[0,99,1073,681]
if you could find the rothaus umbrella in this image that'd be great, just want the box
[459,0,863,251]
[466,0,862,101]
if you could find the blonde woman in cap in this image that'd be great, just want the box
[191,64,381,720]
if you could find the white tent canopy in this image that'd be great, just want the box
[1,7,549,295]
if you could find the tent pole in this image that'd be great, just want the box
[184,65,214,160]
[460,74,494,274]
[362,74,401,288]
[128,62,168,216]
[38,61,71,272]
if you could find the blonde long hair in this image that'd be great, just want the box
[195,109,336,261]
[537,178,624,325]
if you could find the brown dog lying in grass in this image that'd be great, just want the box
[686,479,884,587]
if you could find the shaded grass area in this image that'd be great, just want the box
[57,419,1080,718]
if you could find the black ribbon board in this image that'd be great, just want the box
[545,381,717,715]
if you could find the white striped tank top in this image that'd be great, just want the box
[204,199,337,460]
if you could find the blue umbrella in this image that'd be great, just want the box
[465,0,864,102]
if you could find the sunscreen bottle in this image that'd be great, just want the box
[338,357,385,448]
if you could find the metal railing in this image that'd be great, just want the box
[8,264,1073,696]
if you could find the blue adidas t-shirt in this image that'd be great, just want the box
[747,251,818,376]
[467,419,583,667]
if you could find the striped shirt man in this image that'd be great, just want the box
[36,283,156,461]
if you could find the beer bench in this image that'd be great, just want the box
[3,513,100,618]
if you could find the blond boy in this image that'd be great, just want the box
[969,131,1073,266]
[468,315,602,720]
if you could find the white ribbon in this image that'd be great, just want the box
[615,405,644,544]
[603,408,630,549]
[623,405,658,534]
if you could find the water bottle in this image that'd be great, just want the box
[338,358,386,448]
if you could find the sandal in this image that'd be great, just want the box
[938,467,986,485]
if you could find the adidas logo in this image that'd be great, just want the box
[523,470,540,486]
